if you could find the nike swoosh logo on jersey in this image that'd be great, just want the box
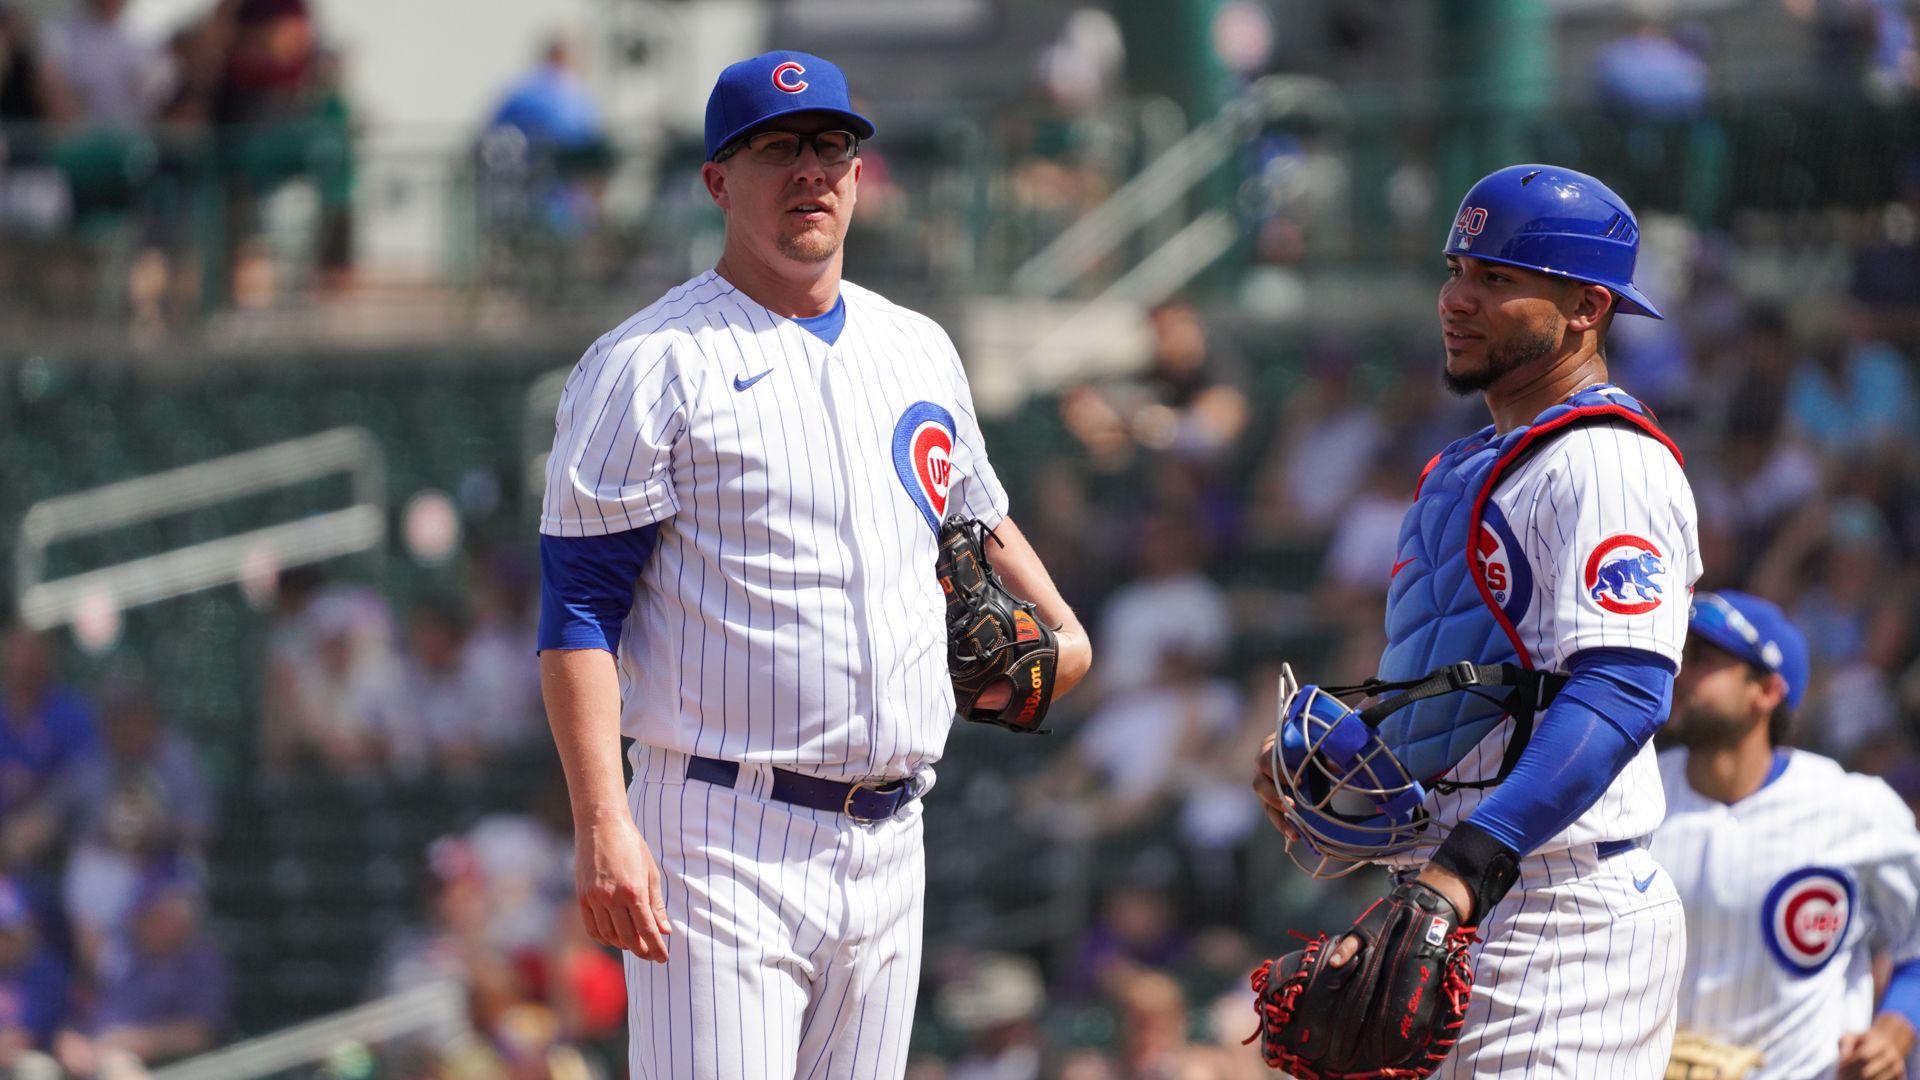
[733,369,773,391]
[1391,557,1417,578]
[1633,870,1658,892]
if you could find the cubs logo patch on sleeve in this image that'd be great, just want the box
[891,402,956,532]
[1584,534,1667,615]
[1761,867,1854,976]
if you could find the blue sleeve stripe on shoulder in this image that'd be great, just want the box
[537,527,659,654]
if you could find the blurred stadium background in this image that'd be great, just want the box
[2,0,1919,1076]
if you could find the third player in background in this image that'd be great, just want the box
[1656,591,1920,1080]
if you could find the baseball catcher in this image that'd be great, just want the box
[937,518,1058,732]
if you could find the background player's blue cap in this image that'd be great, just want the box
[704,51,876,161]
[1689,591,1811,710]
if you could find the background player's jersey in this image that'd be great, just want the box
[1653,749,1920,1079]
[540,270,1009,782]
[1407,410,1702,860]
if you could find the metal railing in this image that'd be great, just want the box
[149,980,473,1080]
[15,427,386,630]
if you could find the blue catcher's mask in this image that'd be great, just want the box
[1271,664,1432,877]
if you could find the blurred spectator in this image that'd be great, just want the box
[1106,968,1225,1078]
[464,777,571,955]
[477,35,612,288]
[1786,0,1919,100]
[51,676,213,974]
[1757,498,1913,763]
[1848,161,1920,346]
[1248,337,1387,544]
[209,0,356,302]
[1592,23,1709,120]
[0,624,97,860]
[1317,447,1409,604]
[1087,513,1230,699]
[370,836,525,1040]
[1,5,72,121]
[39,0,172,129]
[1060,301,1251,475]
[1002,9,1129,266]
[488,36,605,158]
[935,951,1051,1080]
[1242,124,1351,268]
[367,594,526,774]
[0,876,67,1069]
[54,868,227,1075]
[1785,307,1919,456]
[260,586,397,777]
[213,0,317,126]
[463,549,542,735]
[1036,651,1243,839]
[539,904,624,1047]
[1692,305,1823,582]
[1062,884,1189,1003]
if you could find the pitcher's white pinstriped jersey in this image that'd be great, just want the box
[540,269,1008,781]
[1394,414,1703,868]
[1653,749,1920,1080]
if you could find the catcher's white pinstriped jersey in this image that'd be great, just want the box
[541,269,1008,782]
[1400,412,1703,868]
[1654,749,1920,1080]
[1410,413,1699,1079]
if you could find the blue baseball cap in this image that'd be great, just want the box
[704,51,876,161]
[1689,591,1811,710]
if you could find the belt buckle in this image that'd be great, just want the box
[841,778,898,824]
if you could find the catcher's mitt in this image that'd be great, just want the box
[1248,880,1477,1080]
[936,518,1058,733]
[1665,1031,1763,1080]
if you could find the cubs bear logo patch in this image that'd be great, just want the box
[1584,534,1666,615]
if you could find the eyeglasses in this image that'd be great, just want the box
[714,129,861,166]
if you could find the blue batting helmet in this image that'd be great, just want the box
[1444,164,1664,320]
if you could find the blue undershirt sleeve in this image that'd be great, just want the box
[1882,959,1920,1032]
[537,527,659,654]
[1462,647,1676,856]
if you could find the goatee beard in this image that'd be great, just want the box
[1443,326,1558,397]
[778,231,840,263]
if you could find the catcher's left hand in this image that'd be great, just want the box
[937,518,1058,732]
[1249,880,1477,1080]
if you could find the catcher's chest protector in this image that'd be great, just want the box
[1377,385,1675,783]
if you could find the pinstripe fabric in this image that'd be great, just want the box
[1653,749,1920,1079]
[1430,846,1684,1078]
[549,272,1007,1079]
[1379,402,1698,1074]
[624,748,926,1080]
[1388,418,1702,868]
[540,271,1008,782]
